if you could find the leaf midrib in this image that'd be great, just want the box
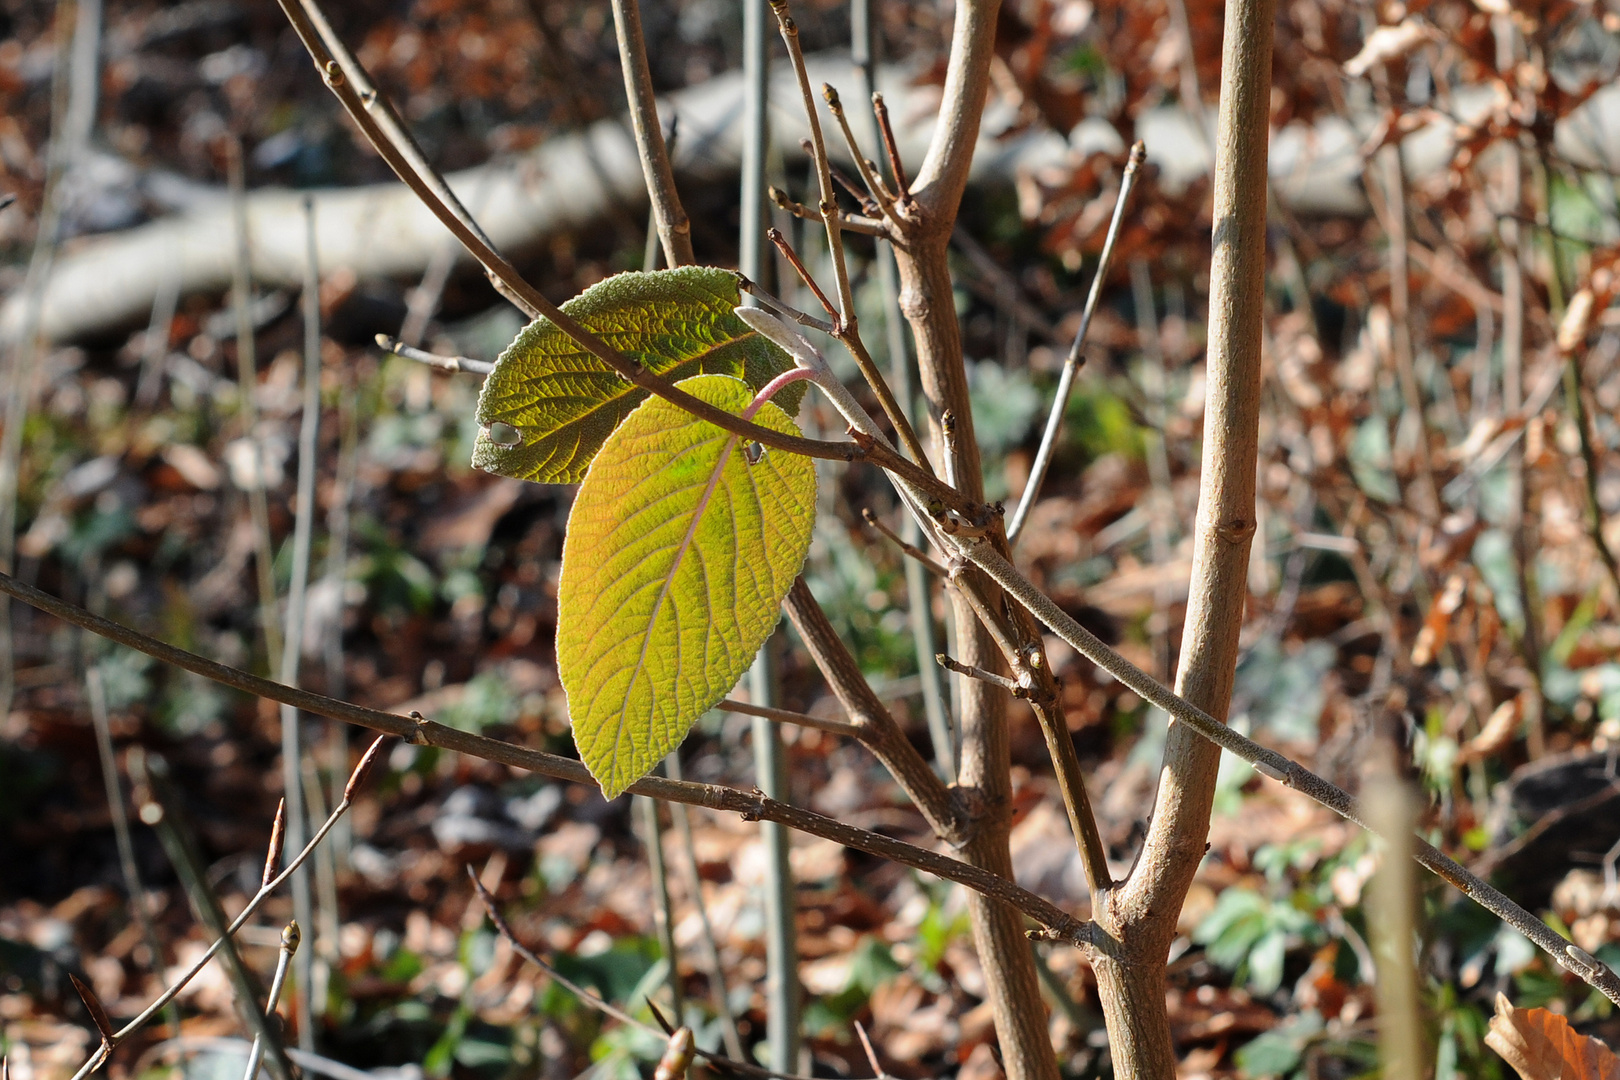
[611,428,740,774]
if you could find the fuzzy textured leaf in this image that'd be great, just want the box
[472,267,802,484]
[557,374,816,797]
[1487,993,1620,1080]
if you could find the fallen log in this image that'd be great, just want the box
[5,50,1618,345]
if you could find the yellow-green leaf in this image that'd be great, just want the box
[557,374,816,797]
[472,267,802,484]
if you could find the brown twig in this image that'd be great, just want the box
[473,872,808,1080]
[61,736,385,1080]
[870,94,911,207]
[822,85,900,225]
[768,185,886,236]
[861,507,950,577]
[767,226,840,321]
[734,274,837,335]
[608,0,694,266]
[721,696,863,739]
[936,652,1026,697]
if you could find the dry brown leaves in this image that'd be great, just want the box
[1487,993,1620,1080]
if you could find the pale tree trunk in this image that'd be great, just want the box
[1086,0,1276,1074]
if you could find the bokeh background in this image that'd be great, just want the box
[3,0,1620,1077]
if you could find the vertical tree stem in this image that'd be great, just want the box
[885,0,1061,1075]
[741,1,800,1065]
[1088,0,1274,1071]
[854,0,952,776]
[272,194,323,1051]
[610,0,693,267]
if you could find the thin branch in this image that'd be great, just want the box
[821,84,900,226]
[61,736,384,1080]
[861,508,950,577]
[295,0,493,257]
[781,578,962,841]
[376,334,494,375]
[946,556,1113,896]
[824,156,882,218]
[472,872,807,1080]
[1006,142,1145,545]
[721,696,863,740]
[769,3,929,474]
[950,537,1620,1006]
[768,185,886,235]
[241,923,299,1080]
[869,95,910,208]
[936,652,1026,697]
[86,666,176,1036]
[2,570,1095,954]
[609,0,693,267]
[138,754,295,1080]
[769,1,855,325]
[767,227,840,321]
[734,274,836,336]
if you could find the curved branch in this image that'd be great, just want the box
[0,570,1094,948]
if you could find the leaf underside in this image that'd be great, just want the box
[556,374,817,797]
[472,266,803,484]
[1487,993,1620,1080]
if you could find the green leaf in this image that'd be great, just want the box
[557,374,816,796]
[472,267,803,484]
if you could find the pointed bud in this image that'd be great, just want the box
[344,735,389,802]
[262,798,286,888]
[70,974,114,1045]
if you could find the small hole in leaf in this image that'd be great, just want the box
[486,422,523,447]
[743,441,766,465]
